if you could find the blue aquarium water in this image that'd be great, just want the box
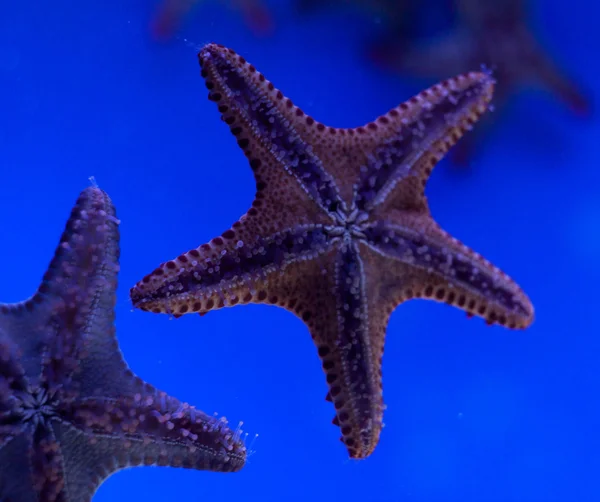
[0,0,598,501]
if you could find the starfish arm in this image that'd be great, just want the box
[47,187,141,400]
[351,71,494,215]
[32,187,138,401]
[262,244,387,460]
[198,43,347,216]
[362,216,534,328]
[242,246,387,460]
[30,187,115,311]
[46,390,245,500]
[130,223,334,315]
[321,243,386,459]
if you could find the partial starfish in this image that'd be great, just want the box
[371,0,590,166]
[0,186,245,501]
[150,0,272,41]
[130,43,534,459]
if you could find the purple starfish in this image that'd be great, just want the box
[0,186,246,501]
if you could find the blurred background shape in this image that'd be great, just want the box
[298,0,591,168]
[371,0,590,166]
[151,0,273,40]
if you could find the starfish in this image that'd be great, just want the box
[0,186,246,501]
[130,43,534,459]
[370,0,590,166]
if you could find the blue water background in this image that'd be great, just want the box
[1,1,598,500]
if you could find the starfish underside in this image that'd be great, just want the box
[130,43,534,459]
[0,187,246,502]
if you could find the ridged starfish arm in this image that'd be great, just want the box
[50,391,244,499]
[350,71,495,214]
[362,215,533,328]
[199,44,347,217]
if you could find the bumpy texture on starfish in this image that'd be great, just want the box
[0,187,245,501]
[130,43,534,459]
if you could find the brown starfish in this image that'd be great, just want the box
[0,186,245,501]
[130,43,534,459]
